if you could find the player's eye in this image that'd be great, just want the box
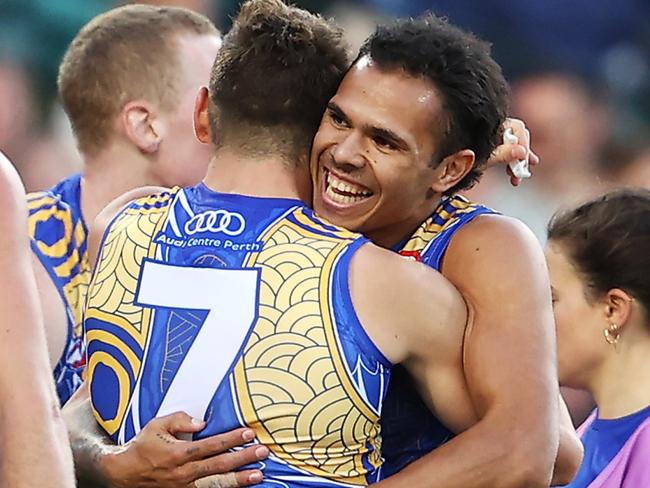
[374,136,398,151]
[329,109,349,128]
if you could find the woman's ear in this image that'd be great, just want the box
[604,288,634,330]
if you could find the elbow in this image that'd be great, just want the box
[492,459,553,488]
[555,457,583,486]
[553,466,581,487]
[503,459,555,488]
[497,434,558,488]
[552,429,584,486]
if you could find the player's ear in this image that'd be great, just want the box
[121,101,162,153]
[429,149,475,193]
[193,86,211,144]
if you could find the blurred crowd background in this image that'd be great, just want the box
[1,0,649,241]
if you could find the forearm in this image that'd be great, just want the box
[63,382,269,488]
[1,381,75,488]
[389,217,561,488]
[63,389,120,487]
[375,412,556,488]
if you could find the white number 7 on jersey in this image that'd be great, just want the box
[136,260,260,424]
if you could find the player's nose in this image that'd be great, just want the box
[331,131,367,171]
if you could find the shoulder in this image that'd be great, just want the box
[448,213,540,260]
[89,185,171,269]
[628,417,650,451]
[616,418,650,484]
[440,213,554,355]
[94,186,171,232]
[355,242,458,301]
[443,213,548,296]
[351,243,467,362]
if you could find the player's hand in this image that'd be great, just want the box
[487,117,540,187]
[102,411,269,488]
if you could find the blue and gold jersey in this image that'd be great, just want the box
[85,184,392,488]
[27,173,89,404]
[380,194,497,476]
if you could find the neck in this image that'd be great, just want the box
[590,324,650,419]
[202,146,311,203]
[365,194,445,249]
[80,143,153,223]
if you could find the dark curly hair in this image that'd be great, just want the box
[548,188,650,314]
[209,0,349,163]
[358,14,509,193]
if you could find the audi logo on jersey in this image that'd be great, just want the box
[184,210,246,236]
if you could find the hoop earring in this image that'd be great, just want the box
[603,323,620,346]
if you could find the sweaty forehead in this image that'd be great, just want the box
[334,60,442,141]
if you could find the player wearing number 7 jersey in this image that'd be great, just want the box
[84,1,475,487]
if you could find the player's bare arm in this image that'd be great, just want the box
[64,185,269,488]
[350,243,477,434]
[32,253,69,369]
[64,383,266,488]
[374,215,579,488]
[485,120,583,481]
[0,153,75,488]
[557,392,585,482]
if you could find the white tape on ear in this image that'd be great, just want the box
[503,127,531,179]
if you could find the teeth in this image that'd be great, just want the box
[325,171,372,205]
[326,184,358,204]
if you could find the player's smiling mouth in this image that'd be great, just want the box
[322,168,373,206]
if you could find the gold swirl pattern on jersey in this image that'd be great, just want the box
[401,195,480,253]
[27,195,90,337]
[235,213,381,485]
[85,194,171,435]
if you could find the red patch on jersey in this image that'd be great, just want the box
[399,250,422,261]
[73,355,87,369]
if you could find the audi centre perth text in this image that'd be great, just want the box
[154,233,263,252]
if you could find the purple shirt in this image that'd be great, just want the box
[576,411,650,487]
